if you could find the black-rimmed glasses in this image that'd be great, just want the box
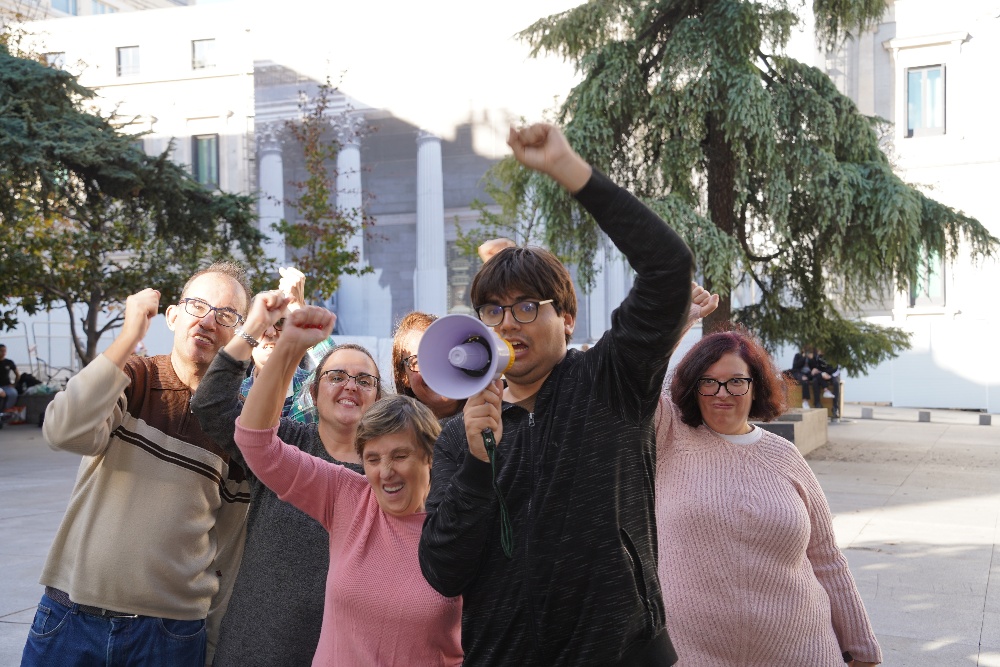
[476,299,554,327]
[402,354,419,372]
[179,298,244,328]
[696,377,753,396]
[320,369,380,392]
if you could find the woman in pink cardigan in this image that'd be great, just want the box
[234,305,462,666]
[656,326,880,666]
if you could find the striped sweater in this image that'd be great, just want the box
[39,354,250,661]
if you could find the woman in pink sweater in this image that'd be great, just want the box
[234,305,462,666]
[655,326,880,666]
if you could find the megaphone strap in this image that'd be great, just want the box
[483,428,514,560]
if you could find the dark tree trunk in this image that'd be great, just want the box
[702,112,738,335]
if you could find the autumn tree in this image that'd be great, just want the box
[274,78,374,302]
[518,0,997,374]
[0,43,267,365]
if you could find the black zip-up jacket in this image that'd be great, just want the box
[419,169,693,666]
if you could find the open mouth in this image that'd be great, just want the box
[383,483,403,494]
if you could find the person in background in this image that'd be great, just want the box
[233,305,462,666]
[477,237,516,263]
[419,123,693,666]
[391,311,465,422]
[21,262,253,667]
[655,325,880,666]
[785,346,813,408]
[810,347,842,420]
[191,290,381,667]
[0,344,19,410]
[240,267,310,420]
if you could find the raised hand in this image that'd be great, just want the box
[507,124,592,193]
[121,288,161,344]
[688,282,720,324]
[246,290,291,333]
[279,306,336,353]
[278,266,306,311]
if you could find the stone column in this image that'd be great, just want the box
[414,131,448,316]
[334,115,392,336]
[256,122,286,263]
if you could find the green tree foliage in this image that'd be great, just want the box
[275,79,373,302]
[518,0,998,374]
[455,156,547,260]
[0,43,267,365]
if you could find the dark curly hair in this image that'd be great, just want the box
[470,246,577,344]
[669,324,787,428]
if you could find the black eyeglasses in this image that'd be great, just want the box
[476,299,554,327]
[402,354,419,372]
[696,377,753,396]
[320,369,380,392]
[179,298,244,328]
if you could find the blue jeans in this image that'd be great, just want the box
[21,592,206,667]
[1,385,16,410]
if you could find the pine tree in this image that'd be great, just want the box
[518,0,997,373]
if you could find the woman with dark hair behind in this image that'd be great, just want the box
[655,325,881,666]
[391,312,465,421]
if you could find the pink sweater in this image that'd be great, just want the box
[655,397,881,666]
[234,419,463,667]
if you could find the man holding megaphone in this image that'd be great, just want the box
[418,123,695,666]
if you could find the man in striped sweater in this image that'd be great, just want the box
[20,262,253,667]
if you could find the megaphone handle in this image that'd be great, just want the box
[481,428,514,560]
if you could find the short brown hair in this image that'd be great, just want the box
[391,311,437,397]
[669,324,787,427]
[354,395,441,461]
[181,261,252,316]
[470,246,577,344]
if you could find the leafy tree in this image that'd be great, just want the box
[517,0,998,374]
[0,43,268,365]
[455,156,547,260]
[275,78,374,302]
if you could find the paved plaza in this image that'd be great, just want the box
[1,404,998,665]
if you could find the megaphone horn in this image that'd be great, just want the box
[417,314,515,400]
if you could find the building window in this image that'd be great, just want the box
[192,134,220,188]
[909,250,945,307]
[45,52,66,69]
[906,65,945,138]
[116,46,139,77]
[192,39,216,70]
[92,0,116,13]
[51,0,78,14]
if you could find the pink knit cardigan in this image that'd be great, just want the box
[234,419,463,666]
[654,397,881,666]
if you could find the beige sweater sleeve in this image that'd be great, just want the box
[42,354,131,456]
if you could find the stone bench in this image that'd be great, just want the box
[753,408,828,456]
[784,376,844,419]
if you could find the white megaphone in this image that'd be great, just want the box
[417,314,515,400]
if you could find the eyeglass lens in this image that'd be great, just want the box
[478,300,548,326]
[696,378,751,396]
[322,369,379,390]
[182,298,241,327]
